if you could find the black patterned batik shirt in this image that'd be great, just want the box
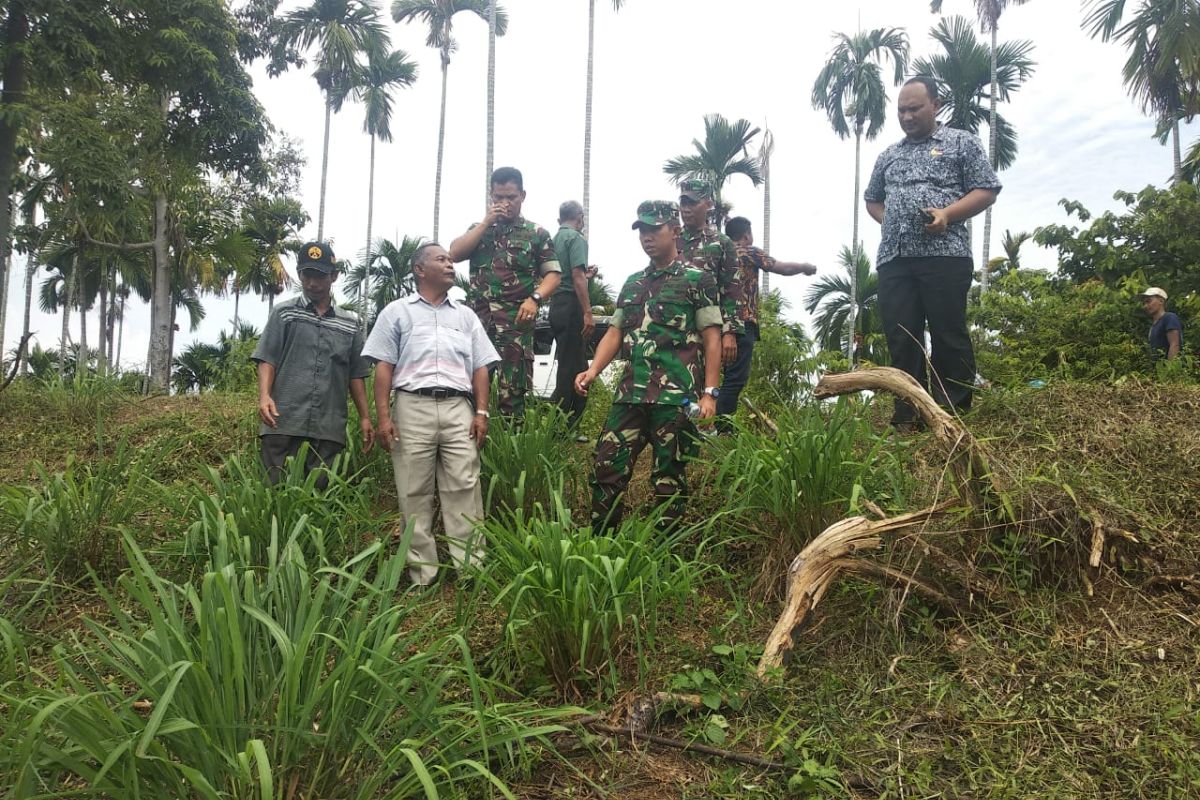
[864,124,1002,268]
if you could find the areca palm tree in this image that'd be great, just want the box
[663,114,763,228]
[392,0,508,240]
[344,235,425,326]
[336,46,417,329]
[931,0,1031,289]
[239,197,306,311]
[280,0,389,240]
[583,0,627,233]
[811,27,908,351]
[1083,0,1200,182]
[811,28,910,255]
[758,126,775,294]
[802,246,887,364]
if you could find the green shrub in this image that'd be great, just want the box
[709,398,906,595]
[0,442,157,581]
[481,402,583,517]
[4,520,572,799]
[472,495,706,697]
[36,372,131,427]
[176,451,384,567]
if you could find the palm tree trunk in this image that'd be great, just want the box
[115,291,125,370]
[97,277,107,374]
[0,204,16,362]
[583,0,596,234]
[1171,119,1182,183]
[761,130,771,294]
[233,287,240,331]
[318,97,332,240]
[147,93,173,394]
[59,285,69,379]
[980,25,1000,297]
[0,2,28,345]
[433,53,449,241]
[486,0,496,205]
[364,133,376,334]
[20,212,35,374]
[76,268,87,380]
[847,128,862,360]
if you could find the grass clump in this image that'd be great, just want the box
[0,442,159,581]
[472,495,706,699]
[481,401,584,517]
[709,397,907,596]
[176,450,385,567]
[4,520,572,799]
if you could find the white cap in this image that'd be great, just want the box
[1139,287,1168,300]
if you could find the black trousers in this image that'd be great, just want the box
[877,256,975,425]
[260,434,343,490]
[548,294,589,428]
[716,321,757,432]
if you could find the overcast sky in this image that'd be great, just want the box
[4,0,1196,371]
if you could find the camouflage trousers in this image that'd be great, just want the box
[472,298,532,419]
[590,402,699,531]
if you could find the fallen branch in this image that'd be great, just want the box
[813,367,1000,509]
[836,558,957,615]
[577,715,786,771]
[758,503,954,676]
[740,395,779,435]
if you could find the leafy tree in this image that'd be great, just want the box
[279,0,389,240]
[811,27,908,347]
[392,0,508,240]
[931,0,1032,288]
[1083,0,1200,182]
[663,114,762,227]
[743,291,816,409]
[582,0,626,233]
[970,267,1182,381]
[238,196,306,312]
[985,228,1031,279]
[1034,182,1200,300]
[802,246,888,364]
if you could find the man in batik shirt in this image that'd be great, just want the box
[575,200,722,531]
[449,166,561,419]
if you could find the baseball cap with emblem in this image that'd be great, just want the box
[1138,287,1168,300]
[631,200,680,229]
[298,241,338,274]
[679,178,714,202]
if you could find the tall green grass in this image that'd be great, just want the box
[471,494,707,698]
[0,442,157,581]
[35,373,131,428]
[481,402,584,517]
[4,518,573,799]
[709,398,908,595]
[175,451,384,567]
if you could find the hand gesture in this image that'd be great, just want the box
[698,395,717,420]
[922,207,950,235]
[575,369,596,396]
[259,395,279,428]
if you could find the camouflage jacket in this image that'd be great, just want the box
[609,258,723,406]
[733,246,777,325]
[467,217,560,305]
[677,224,743,335]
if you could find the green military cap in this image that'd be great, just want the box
[631,199,680,229]
[679,178,714,201]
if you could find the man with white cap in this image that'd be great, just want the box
[1139,287,1183,362]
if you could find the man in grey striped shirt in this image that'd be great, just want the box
[364,242,500,586]
[252,241,374,487]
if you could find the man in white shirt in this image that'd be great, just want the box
[363,242,500,586]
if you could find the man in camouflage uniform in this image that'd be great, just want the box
[676,178,742,366]
[575,200,723,530]
[449,166,561,419]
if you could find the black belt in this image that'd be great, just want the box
[400,387,473,400]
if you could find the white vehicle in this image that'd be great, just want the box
[531,312,615,398]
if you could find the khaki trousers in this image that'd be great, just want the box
[390,392,484,585]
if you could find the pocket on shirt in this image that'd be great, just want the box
[648,301,689,331]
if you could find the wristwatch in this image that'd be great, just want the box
[530,291,543,305]
[703,387,720,398]
[475,409,490,418]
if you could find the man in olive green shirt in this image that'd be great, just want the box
[549,200,594,434]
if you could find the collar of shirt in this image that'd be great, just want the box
[405,293,456,308]
[645,258,684,277]
[298,293,339,317]
[494,215,528,235]
[902,123,947,147]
